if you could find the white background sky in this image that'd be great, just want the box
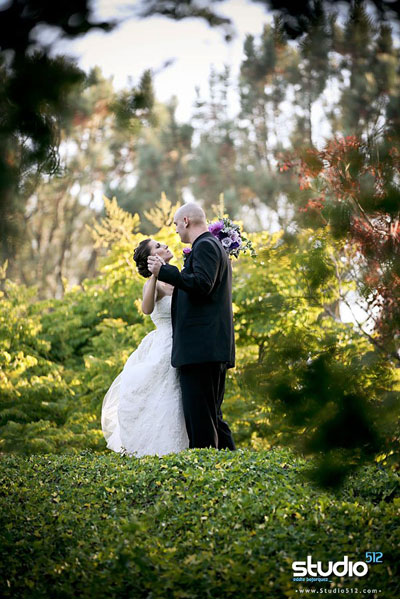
[53,0,271,122]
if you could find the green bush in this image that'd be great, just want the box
[0,448,398,598]
[1,198,398,482]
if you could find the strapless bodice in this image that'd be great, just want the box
[150,294,172,328]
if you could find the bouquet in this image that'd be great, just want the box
[208,217,256,259]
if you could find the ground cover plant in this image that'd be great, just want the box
[0,448,399,599]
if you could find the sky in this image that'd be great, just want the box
[53,0,271,122]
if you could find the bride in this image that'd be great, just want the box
[101,238,189,457]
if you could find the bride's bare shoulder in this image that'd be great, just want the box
[156,280,173,299]
[155,280,166,300]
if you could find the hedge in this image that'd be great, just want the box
[1,447,399,598]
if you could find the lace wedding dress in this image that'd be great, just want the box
[101,295,189,457]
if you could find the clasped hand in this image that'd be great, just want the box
[147,254,165,277]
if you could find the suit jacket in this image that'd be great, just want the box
[157,231,235,368]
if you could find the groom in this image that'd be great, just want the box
[147,203,236,451]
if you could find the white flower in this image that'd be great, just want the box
[222,237,232,248]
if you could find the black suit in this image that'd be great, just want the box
[158,231,236,450]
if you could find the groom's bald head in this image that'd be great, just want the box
[175,203,206,225]
[173,202,208,244]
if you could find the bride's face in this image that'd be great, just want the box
[148,240,173,262]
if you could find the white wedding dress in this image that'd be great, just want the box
[101,295,189,457]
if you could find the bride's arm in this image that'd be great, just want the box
[142,274,158,314]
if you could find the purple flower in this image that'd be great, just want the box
[207,215,256,259]
[183,247,192,254]
[208,221,224,236]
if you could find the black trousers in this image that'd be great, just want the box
[178,362,236,450]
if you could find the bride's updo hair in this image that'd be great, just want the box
[133,239,152,278]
